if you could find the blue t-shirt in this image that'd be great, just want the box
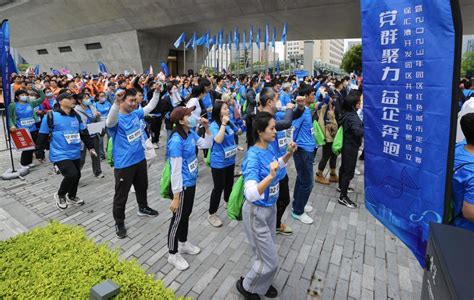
[202,92,213,120]
[239,85,247,102]
[168,130,200,188]
[292,107,316,152]
[108,108,145,169]
[181,87,191,99]
[242,146,281,207]
[279,91,291,107]
[452,141,474,233]
[39,112,85,162]
[15,103,37,132]
[95,101,112,121]
[209,121,237,169]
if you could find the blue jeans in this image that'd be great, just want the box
[292,148,315,215]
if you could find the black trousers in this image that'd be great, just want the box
[318,142,337,172]
[113,159,148,224]
[149,116,163,144]
[80,135,102,176]
[246,114,255,149]
[338,143,358,197]
[21,130,38,166]
[168,186,196,254]
[209,164,235,214]
[276,174,290,229]
[56,159,81,198]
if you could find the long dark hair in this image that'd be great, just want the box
[252,111,274,143]
[211,100,228,127]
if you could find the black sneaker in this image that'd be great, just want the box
[265,285,278,298]
[337,187,355,193]
[236,277,261,300]
[67,196,84,206]
[115,223,127,239]
[54,192,68,210]
[338,196,358,209]
[137,206,159,217]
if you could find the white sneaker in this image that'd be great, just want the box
[28,163,35,168]
[179,241,201,255]
[168,253,189,271]
[355,168,361,176]
[292,212,314,224]
[95,173,105,178]
[208,214,223,227]
[19,164,30,170]
[130,185,135,193]
[304,205,313,213]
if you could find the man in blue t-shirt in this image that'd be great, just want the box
[36,93,97,210]
[452,113,474,233]
[291,84,317,225]
[106,87,161,239]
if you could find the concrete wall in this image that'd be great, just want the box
[18,31,143,74]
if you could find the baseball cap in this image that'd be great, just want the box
[57,93,75,102]
[170,106,195,124]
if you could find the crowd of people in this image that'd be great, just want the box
[6,69,367,299]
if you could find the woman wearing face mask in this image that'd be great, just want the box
[8,89,45,169]
[236,112,297,299]
[41,88,56,113]
[338,92,364,209]
[95,92,112,160]
[207,100,240,227]
[166,106,212,271]
[75,93,103,178]
[315,89,339,186]
[163,82,181,141]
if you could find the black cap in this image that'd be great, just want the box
[57,93,74,102]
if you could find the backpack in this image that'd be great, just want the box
[227,176,245,220]
[46,110,82,135]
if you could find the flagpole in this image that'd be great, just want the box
[229,46,232,74]
[273,48,276,75]
[284,43,287,75]
[183,43,186,75]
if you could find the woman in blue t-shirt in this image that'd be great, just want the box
[167,106,212,271]
[236,112,297,299]
[207,101,239,227]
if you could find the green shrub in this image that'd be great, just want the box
[0,221,179,299]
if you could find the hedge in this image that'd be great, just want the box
[0,221,179,299]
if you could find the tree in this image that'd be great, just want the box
[461,51,474,78]
[341,44,362,74]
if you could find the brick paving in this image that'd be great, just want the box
[0,125,423,299]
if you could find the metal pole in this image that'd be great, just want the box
[229,47,232,74]
[250,47,253,75]
[194,47,197,74]
[237,48,240,76]
[273,48,276,75]
[183,44,186,75]
[284,44,287,75]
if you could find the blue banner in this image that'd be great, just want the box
[361,0,461,266]
[1,20,12,129]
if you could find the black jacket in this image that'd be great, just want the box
[340,110,364,148]
[334,90,344,126]
[246,88,257,115]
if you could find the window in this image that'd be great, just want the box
[36,49,48,55]
[85,42,102,50]
[58,46,72,53]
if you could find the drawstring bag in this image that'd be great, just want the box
[227,176,245,220]
[106,138,114,167]
[160,160,172,199]
[312,120,326,146]
[205,146,212,167]
[332,127,344,155]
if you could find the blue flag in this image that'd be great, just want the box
[272,26,276,49]
[195,33,206,46]
[281,22,287,45]
[264,24,269,49]
[228,32,232,50]
[185,33,195,49]
[234,29,239,51]
[249,26,253,50]
[34,64,40,76]
[205,31,210,49]
[219,29,224,50]
[173,32,186,48]
[256,28,261,49]
[161,61,170,76]
[192,32,197,49]
[98,62,107,74]
[361,0,461,266]
[1,20,12,119]
[243,30,247,51]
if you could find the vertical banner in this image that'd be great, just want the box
[361,0,462,266]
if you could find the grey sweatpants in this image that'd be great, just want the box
[242,200,279,295]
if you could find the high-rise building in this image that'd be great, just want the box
[286,39,345,69]
[462,35,474,54]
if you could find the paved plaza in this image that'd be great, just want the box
[0,125,423,299]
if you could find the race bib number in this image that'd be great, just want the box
[64,132,81,144]
[188,158,198,173]
[310,126,314,136]
[269,183,280,197]
[224,145,237,159]
[127,129,142,143]
[20,118,35,127]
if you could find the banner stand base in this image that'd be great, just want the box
[1,167,29,180]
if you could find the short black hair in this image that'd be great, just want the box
[343,93,361,111]
[124,88,137,98]
[461,113,474,145]
[298,84,315,97]
[465,81,472,90]
[252,111,274,143]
